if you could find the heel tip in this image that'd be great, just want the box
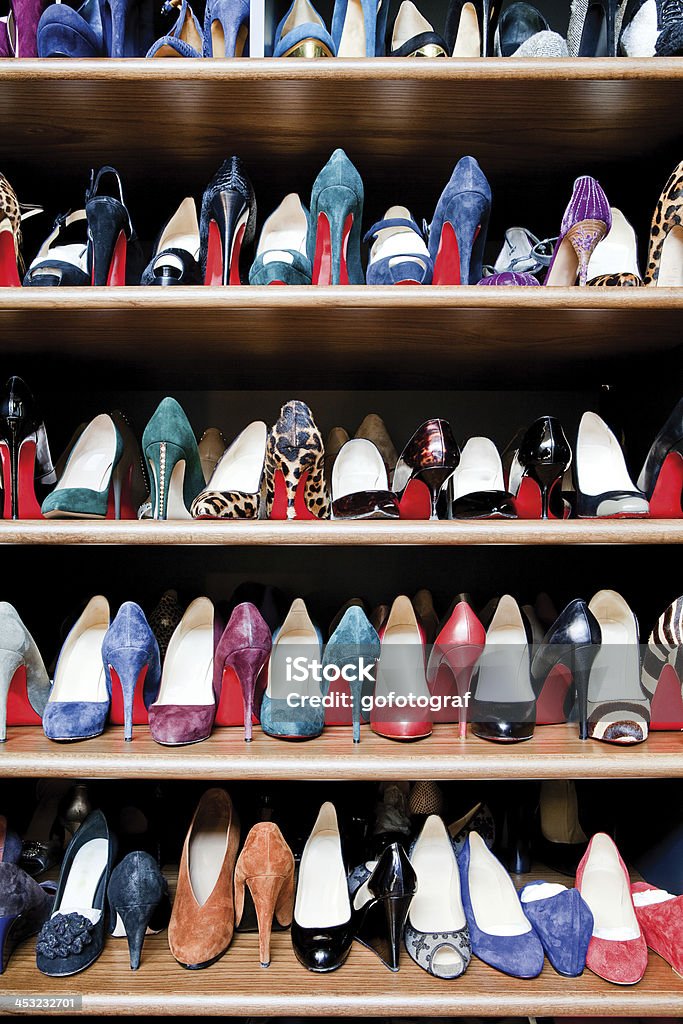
[260,960,271,968]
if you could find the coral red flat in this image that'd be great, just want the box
[632,881,683,977]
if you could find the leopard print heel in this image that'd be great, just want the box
[587,272,642,287]
[645,159,683,286]
[264,400,330,520]
[0,173,23,286]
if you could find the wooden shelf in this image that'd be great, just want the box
[1,288,682,388]
[2,725,682,780]
[3,916,682,1016]
[1,519,682,545]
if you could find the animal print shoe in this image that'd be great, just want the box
[264,400,330,520]
[191,421,266,520]
[645,159,683,287]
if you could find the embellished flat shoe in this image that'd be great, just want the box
[520,881,593,977]
[191,420,267,519]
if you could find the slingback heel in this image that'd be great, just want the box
[103,603,161,742]
[107,852,171,970]
[234,822,295,968]
[214,603,272,740]
[200,157,256,286]
[307,150,364,286]
[351,843,416,971]
[86,166,134,286]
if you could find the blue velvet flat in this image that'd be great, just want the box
[459,832,544,978]
[260,598,324,739]
[273,0,336,57]
[365,208,433,285]
[102,602,161,742]
[520,881,593,977]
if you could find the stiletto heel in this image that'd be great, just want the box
[203,0,249,55]
[545,177,611,287]
[638,397,683,517]
[102,0,154,55]
[142,398,204,521]
[532,599,601,729]
[307,150,364,286]
[508,415,572,520]
[103,603,161,742]
[214,602,272,739]
[568,0,616,56]
[350,843,416,971]
[323,605,380,743]
[0,603,50,741]
[200,157,256,286]
[572,642,600,741]
[235,823,295,968]
[426,598,485,735]
[1,375,55,521]
[86,167,134,286]
[264,400,329,520]
[107,852,170,970]
[430,158,491,285]
[393,418,460,521]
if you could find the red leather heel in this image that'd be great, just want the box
[648,451,683,518]
[0,439,44,520]
[0,225,20,287]
[426,601,485,732]
[109,663,149,726]
[6,665,42,726]
[649,664,683,730]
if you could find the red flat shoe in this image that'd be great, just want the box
[371,595,431,741]
[632,881,683,977]
[576,833,648,985]
[426,597,485,733]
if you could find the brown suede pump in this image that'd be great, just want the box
[168,788,240,969]
[234,822,295,968]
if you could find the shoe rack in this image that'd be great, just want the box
[1,40,683,1021]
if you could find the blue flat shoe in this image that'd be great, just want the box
[274,0,335,56]
[365,206,433,285]
[146,0,202,56]
[520,881,593,977]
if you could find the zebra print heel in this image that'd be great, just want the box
[642,595,683,731]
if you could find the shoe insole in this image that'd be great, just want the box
[588,616,642,702]
[59,419,115,493]
[410,837,464,931]
[157,623,213,705]
[189,825,229,906]
[56,838,108,925]
[210,424,265,493]
[337,0,366,56]
[267,631,322,700]
[333,443,387,499]
[51,627,108,703]
[452,438,503,497]
[376,624,430,701]
[468,833,530,936]
[580,835,639,938]
[578,416,635,494]
[476,624,533,703]
[295,831,349,927]
[261,216,307,262]
[452,2,480,56]
[588,210,639,278]
[392,1,434,48]
[657,225,683,287]
[545,235,578,286]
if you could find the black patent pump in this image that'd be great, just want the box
[352,842,417,972]
[517,415,572,519]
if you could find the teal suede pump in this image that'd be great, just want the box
[142,398,204,520]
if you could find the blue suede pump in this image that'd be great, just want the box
[203,0,249,55]
[273,0,336,57]
[322,606,380,742]
[37,0,104,57]
[429,156,492,285]
[102,602,161,742]
[260,598,324,740]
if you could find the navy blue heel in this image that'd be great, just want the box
[429,156,491,285]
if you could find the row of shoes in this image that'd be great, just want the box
[5,155,683,289]
[2,789,681,985]
[2,582,682,746]
[2,379,681,522]
[8,0,683,57]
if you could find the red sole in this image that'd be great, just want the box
[104,462,135,520]
[432,221,461,285]
[513,476,567,520]
[204,219,245,285]
[0,439,44,520]
[269,466,316,520]
[649,451,683,518]
[371,722,432,740]
[312,212,352,285]
[398,478,432,520]
[650,664,683,730]
[106,231,127,286]
[6,665,42,726]
[0,227,20,287]
[109,663,149,726]
[214,664,260,727]
[536,663,572,725]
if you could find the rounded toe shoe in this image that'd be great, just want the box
[147,704,215,746]
[290,919,353,972]
[520,883,593,977]
[42,700,109,742]
[41,487,109,519]
[586,933,648,985]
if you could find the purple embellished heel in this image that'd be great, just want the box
[545,176,611,287]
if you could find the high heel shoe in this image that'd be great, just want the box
[545,177,611,286]
[102,602,161,742]
[41,413,137,520]
[0,174,24,288]
[42,595,110,742]
[619,0,683,54]
[4,0,50,55]
[36,809,116,977]
[169,788,240,969]
[429,157,491,285]
[576,833,648,985]
[445,0,499,53]
[142,397,205,520]
[531,599,601,734]
[273,0,336,56]
[198,427,226,482]
[575,411,649,517]
[355,413,398,484]
[148,597,216,746]
[507,415,572,520]
[203,0,249,55]
[364,206,434,284]
[37,0,104,56]
[494,1,568,55]
[146,0,202,55]
[260,597,324,740]
[371,595,431,741]
[307,150,364,286]
[1,375,56,520]
[349,842,415,971]
[264,400,329,520]
[389,1,448,54]
[19,780,71,877]
[331,0,379,54]
[107,851,170,970]
[637,397,683,517]
[58,784,92,847]
[291,802,353,972]
[331,439,399,520]
[214,602,271,739]
[23,211,90,287]
[85,166,135,286]
[448,436,516,519]
[426,597,485,734]
[641,595,683,729]
[470,594,535,743]
[101,0,154,55]
[248,194,312,286]
[322,605,380,742]
[567,0,616,55]
[234,822,295,967]
[191,420,267,519]
[586,207,642,286]
[404,816,470,976]
[140,198,202,285]
[200,156,256,286]
[460,831,544,978]
[0,863,54,974]
[0,602,50,741]
[586,589,649,744]
[393,418,460,520]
